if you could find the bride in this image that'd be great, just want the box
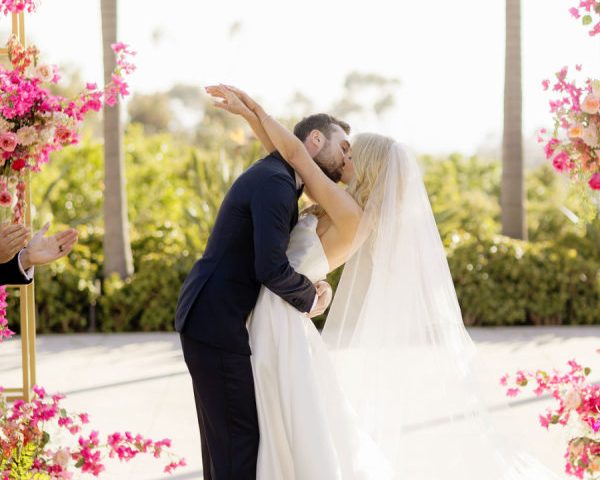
[206,85,560,479]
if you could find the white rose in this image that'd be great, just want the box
[582,126,600,147]
[40,127,55,143]
[53,448,71,467]
[16,126,37,146]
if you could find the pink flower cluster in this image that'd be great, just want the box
[538,68,600,191]
[0,385,185,478]
[0,288,12,342]
[0,34,136,221]
[0,0,38,15]
[569,1,600,36]
[501,359,600,478]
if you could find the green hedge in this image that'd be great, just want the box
[6,229,598,334]
[3,132,598,333]
[447,232,600,325]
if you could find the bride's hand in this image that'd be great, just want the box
[205,84,252,117]
[223,85,261,113]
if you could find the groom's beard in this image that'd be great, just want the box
[314,146,343,183]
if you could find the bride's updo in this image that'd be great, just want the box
[345,132,395,209]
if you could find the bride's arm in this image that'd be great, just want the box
[209,86,362,232]
[205,85,276,154]
[257,110,362,229]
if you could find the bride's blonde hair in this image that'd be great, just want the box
[345,133,395,209]
[304,132,394,217]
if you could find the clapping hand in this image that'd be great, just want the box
[0,223,30,264]
[20,223,78,270]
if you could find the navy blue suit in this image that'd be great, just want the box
[0,253,32,286]
[176,152,316,480]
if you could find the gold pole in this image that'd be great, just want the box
[25,172,36,392]
[1,12,37,402]
[19,13,36,402]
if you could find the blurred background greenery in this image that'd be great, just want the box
[5,91,599,333]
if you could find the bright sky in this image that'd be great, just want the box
[4,0,600,154]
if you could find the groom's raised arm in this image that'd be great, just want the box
[251,173,316,313]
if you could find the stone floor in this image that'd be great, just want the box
[2,326,600,479]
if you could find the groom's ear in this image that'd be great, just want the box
[305,129,326,156]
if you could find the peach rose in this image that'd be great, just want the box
[564,390,582,410]
[0,132,18,152]
[35,64,53,83]
[568,124,584,138]
[582,94,600,114]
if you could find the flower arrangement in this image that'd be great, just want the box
[0,35,135,341]
[537,2,600,216]
[539,68,600,192]
[0,385,185,478]
[501,359,600,479]
[0,35,135,220]
[0,0,38,15]
[569,1,600,37]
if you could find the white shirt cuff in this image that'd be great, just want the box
[17,250,34,281]
[310,292,318,312]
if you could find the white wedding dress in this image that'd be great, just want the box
[246,141,562,480]
[247,214,393,480]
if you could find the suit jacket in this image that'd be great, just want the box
[175,152,316,355]
[0,253,32,286]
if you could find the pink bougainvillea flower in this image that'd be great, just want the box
[552,152,569,172]
[589,172,600,190]
[544,138,560,159]
[0,189,12,207]
[506,388,520,397]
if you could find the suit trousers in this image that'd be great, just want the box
[180,334,259,480]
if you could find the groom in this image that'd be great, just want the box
[175,112,351,479]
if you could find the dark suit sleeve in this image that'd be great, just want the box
[0,252,32,286]
[251,173,316,313]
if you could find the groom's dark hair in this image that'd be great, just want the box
[293,114,351,142]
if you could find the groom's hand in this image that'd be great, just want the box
[308,281,333,318]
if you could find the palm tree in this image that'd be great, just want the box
[501,0,527,240]
[101,0,133,278]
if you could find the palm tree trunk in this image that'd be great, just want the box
[501,0,527,240]
[101,0,133,278]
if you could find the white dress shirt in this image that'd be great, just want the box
[17,250,34,281]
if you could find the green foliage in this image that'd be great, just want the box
[7,132,598,334]
[2,442,51,480]
[421,153,501,244]
[446,232,600,326]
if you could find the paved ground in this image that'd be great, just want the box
[2,326,600,479]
